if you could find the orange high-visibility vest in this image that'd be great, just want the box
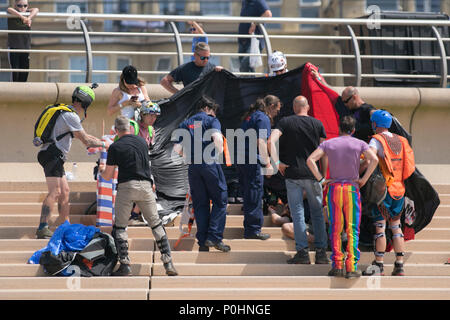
[222,135,232,167]
[372,133,415,199]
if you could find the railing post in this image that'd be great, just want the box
[431,26,448,88]
[80,20,93,83]
[257,23,273,69]
[346,25,362,87]
[169,21,184,67]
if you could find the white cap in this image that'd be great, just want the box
[269,51,287,72]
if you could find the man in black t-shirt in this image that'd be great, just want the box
[160,42,223,95]
[341,86,376,143]
[268,96,329,265]
[311,71,377,143]
[101,115,177,277]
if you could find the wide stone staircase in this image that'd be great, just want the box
[0,180,449,300]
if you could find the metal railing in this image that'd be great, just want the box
[1,12,449,87]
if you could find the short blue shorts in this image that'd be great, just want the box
[371,193,404,222]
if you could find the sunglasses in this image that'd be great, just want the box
[16,4,28,8]
[196,53,210,61]
[343,94,354,104]
[189,28,196,32]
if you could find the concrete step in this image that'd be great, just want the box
[1,224,444,241]
[154,251,450,265]
[0,251,153,264]
[0,191,96,203]
[427,216,450,228]
[0,214,96,227]
[151,275,450,289]
[0,226,284,240]
[0,263,152,277]
[415,228,450,240]
[3,250,448,265]
[0,181,97,192]
[149,287,450,300]
[0,289,148,300]
[434,205,450,217]
[405,240,450,251]
[440,195,450,205]
[0,203,92,215]
[0,239,154,251]
[434,184,450,194]
[0,276,149,289]
[152,263,450,277]
[1,261,447,277]
[170,238,450,252]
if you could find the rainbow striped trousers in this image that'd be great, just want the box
[326,182,362,272]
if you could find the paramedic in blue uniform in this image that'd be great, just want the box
[174,95,230,252]
[237,97,275,240]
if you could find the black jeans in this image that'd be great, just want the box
[9,51,30,82]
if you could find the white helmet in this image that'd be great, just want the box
[269,51,287,72]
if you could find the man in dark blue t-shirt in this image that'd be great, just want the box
[173,95,230,253]
[160,42,222,95]
[237,100,272,240]
[238,0,272,73]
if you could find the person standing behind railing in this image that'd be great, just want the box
[188,21,208,61]
[238,0,272,73]
[7,0,39,82]
[160,42,223,95]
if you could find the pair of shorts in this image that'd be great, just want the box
[371,192,405,222]
[37,144,65,178]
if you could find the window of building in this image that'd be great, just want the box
[416,0,441,12]
[229,57,241,73]
[70,56,108,83]
[266,0,282,29]
[156,57,172,82]
[56,1,88,13]
[299,0,321,30]
[46,57,61,83]
[116,57,131,82]
[200,0,231,16]
[0,0,8,30]
[159,1,186,31]
[365,0,399,11]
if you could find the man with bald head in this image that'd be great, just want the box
[340,86,376,142]
[268,95,329,265]
[312,70,377,142]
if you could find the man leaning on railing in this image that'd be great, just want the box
[7,0,39,82]
[159,42,223,95]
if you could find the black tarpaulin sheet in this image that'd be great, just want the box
[151,64,439,247]
[151,66,305,199]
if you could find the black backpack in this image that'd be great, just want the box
[39,232,118,277]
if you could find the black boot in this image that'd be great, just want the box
[112,263,132,276]
[287,248,310,264]
[363,260,384,276]
[112,226,131,265]
[164,261,178,276]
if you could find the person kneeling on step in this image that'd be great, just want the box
[101,115,177,276]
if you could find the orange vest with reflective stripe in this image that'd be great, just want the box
[372,133,415,199]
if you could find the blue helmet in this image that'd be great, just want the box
[370,110,392,129]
